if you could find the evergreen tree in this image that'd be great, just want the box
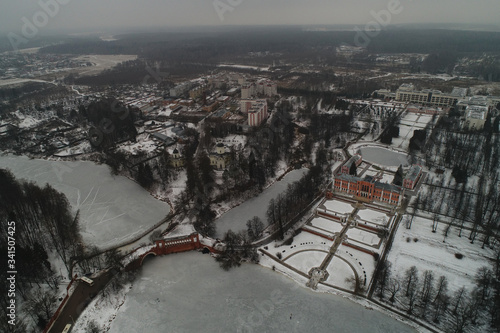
[349,161,357,176]
[393,165,404,186]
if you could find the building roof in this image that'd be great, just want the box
[335,173,401,194]
[466,105,488,120]
[451,87,468,98]
[344,154,361,169]
[151,133,176,146]
[405,165,422,182]
[335,173,360,183]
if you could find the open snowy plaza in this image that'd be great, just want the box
[260,197,397,293]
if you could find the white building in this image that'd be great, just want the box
[241,80,277,99]
[240,99,267,113]
[395,84,464,107]
[248,101,268,127]
[241,83,256,99]
[464,105,489,130]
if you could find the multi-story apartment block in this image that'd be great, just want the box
[248,101,268,127]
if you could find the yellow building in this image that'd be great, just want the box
[209,143,231,170]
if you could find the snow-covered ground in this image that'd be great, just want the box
[215,169,308,237]
[0,155,170,249]
[387,215,495,292]
[357,209,389,226]
[321,199,355,215]
[310,217,344,234]
[54,141,92,157]
[101,252,417,333]
[393,113,434,150]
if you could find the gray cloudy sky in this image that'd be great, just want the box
[1,0,499,34]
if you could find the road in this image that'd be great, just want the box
[47,271,113,333]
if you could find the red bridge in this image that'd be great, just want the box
[125,233,219,271]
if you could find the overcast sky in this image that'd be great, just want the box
[1,0,499,34]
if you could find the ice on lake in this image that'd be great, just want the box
[215,169,308,238]
[108,252,417,333]
[359,147,409,167]
[0,155,170,249]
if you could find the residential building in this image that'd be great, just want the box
[170,82,194,97]
[241,80,277,98]
[189,85,205,99]
[333,174,402,206]
[403,165,423,190]
[202,101,219,113]
[248,101,268,127]
[264,81,278,97]
[241,83,256,99]
[240,99,267,113]
[340,155,362,174]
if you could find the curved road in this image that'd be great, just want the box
[47,271,114,333]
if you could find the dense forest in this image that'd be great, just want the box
[0,169,84,331]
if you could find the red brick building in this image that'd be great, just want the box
[403,164,423,190]
[333,174,402,206]
[341,155,362,174]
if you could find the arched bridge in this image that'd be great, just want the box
[125,233,220,271]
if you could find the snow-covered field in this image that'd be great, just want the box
[393,113,434,150]
[320,199,355,215]
[357,209,390,226]
[310,217,344,234]
[0,155,170,249]
[387,215,495,292]
[215,169,308,237]
[103,252,417,333]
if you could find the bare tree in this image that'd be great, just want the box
[376,261,392,300]
[419,270,435,318]
[404,266,419,297]
[149,229,162,243]
[433,275,449,304]
[388,277,401,303]
[246,216,265,241]
[25,288,57,328]
[452,287,467,315]
[475,266,493,304]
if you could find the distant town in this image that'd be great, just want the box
[1,26,500,333]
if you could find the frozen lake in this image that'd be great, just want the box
[0,155,170,249]
[109,252,417,333]
[359,147,409,167]
[215,169,308,237]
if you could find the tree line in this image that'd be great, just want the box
[376,262,500,333]
[0,169,84,331]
